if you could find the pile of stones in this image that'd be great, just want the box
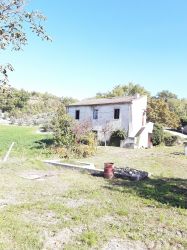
[114,167,149,181]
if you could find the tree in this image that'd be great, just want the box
[96,82,150,98]
[52,105,76,148]
[0,0,51,85]
[156,90,178,101]
[167,98,187,120]
[61,97,78,106]
[147,98,180,128]
[101,121,113,146]
[155,90,187,127]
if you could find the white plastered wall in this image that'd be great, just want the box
[67,104,130,141]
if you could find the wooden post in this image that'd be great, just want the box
[3,142,15,162]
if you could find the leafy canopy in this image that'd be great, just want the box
[0,0,51,85]
[156,90,178,101]
[96,82,150,98]
[147,98,180,128]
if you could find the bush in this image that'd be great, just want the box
[52,146,71,159]
[164,132,178,146]
[80,132,96,147]
[109,129,127,147]
[73,144,92,158]
[152,123,164,146]
[52,105,76,148]
[52,106,97,158]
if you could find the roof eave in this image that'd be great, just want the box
[67,101,133,107]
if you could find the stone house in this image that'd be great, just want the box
[66,94,153,148]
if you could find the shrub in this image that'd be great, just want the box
[109,129,127,146]
[52,106,97,158]
[52,105,76,148]
[151,123,164,146]
[164,132,178,146]
[73,144,92,158]
[80,132,96,148]
[52,146,71,158]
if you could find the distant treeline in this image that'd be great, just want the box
[0,83,186,129]
[96,83,187,128]
[0,87,77,119]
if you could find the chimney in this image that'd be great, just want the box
[134,93,140,98]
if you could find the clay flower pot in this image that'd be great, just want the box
[104,163,114,179]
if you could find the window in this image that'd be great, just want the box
[93,109,98,119]
[114,109,120,119]
[75,110,80,120]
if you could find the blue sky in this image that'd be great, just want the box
[1,0,187,99]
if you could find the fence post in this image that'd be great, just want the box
[3,142,15,162]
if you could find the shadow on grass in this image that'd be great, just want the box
[171,152,185,156]
[32,138,55,149]
[104,177,187,208]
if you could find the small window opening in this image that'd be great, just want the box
[75,110,80,120]
[114,109,120,119]
[93,109,98,119]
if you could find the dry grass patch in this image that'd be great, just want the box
[0,126,186,249]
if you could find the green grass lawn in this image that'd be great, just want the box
[0,125,186,250]
[0,125,52,159]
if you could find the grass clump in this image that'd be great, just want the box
[116,209,129,217]
[80,231,99,247]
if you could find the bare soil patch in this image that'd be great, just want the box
[65,198,95,208]
[103,239,148,250]
[21,210,60,226]
[43,225,85,250]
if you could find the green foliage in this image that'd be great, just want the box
[157,90,178,100]
[80,132,97,149]
[111,129,127,139]
[52,105,75,148]
[61,96,78,106]
[154,91,187,129]
[151,123,164,146]
[147,98,180,128]
[0,88,29,113]
[96,82,150,98]
[73,144,93,158]
[163,132,179,146]
[167,99,187,122]
[109,129,127,146]
[52,106,97,158]
[0,87,61,118]
[80,231,99,246]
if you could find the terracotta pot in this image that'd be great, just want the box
[104,162,114,179]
